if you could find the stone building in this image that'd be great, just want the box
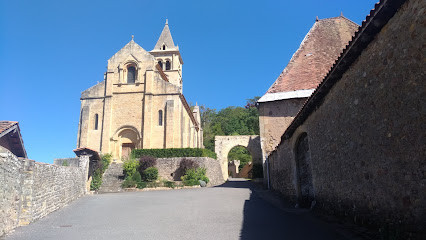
[267,0,424,237]
[0,121,27,158]
[258,16,358,161]
[77,20,203,161]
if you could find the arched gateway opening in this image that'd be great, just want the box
[295,132,315,208]
[227,146,252,178]
[215,135,262,180]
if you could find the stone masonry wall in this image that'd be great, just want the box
[0,147,89,237]
[0,148,24,236]
[269,0,425,236]
[156,157,224,186]
[269,0,425,235]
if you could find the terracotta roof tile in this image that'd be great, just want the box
[266,16,359,94]
[0,121,18,134]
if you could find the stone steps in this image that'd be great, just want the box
[98,162,124,193]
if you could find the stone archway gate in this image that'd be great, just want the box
[215,135,262,180]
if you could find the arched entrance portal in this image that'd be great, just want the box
[215,135,262,180]
[295,132,315,208]
[112,126,141,161]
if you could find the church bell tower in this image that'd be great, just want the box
[150,19,183,90]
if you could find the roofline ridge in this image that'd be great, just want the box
[265,20,319,94]
[318,15,360,26]
[278,0,406,143]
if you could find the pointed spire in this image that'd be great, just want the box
[340,11,344,17]
[131,35,134,41]
[153,19,177,51]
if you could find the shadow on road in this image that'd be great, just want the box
[216,179,343,240]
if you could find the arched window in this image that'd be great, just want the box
[162,45,166,50]
[94,114,99,130]
[158,110,163,126]
[158,61,163,70]
[165,60,171,70]
[127,66,136,83]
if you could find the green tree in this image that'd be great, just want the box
[200,97,260,169]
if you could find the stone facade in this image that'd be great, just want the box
[156,157,224,186]
[268,0,425,236]
[215,135,262,180]
[0,147,89,237]
[258,98,306,157]
[77,21,203,161]
[258,16,358,163]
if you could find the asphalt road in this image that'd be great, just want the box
[2,179,346,240]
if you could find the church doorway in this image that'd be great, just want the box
[122,143,135,160]
[295,132,315,208]
[113,127,140,161]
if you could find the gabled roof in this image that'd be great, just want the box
[0,121,27,158]
[281,0,407,141]
[265,16,359,96]
[0,121,17,135]
[108,39,154,64]
[152,20,178,51]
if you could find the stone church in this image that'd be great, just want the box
[77,20,203,161]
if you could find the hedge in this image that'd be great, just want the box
[131,148,217,159]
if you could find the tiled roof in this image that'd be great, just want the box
[281,0,407,141]
[0,121,27,158]
[266,16,359,94]
[0,121,18,135]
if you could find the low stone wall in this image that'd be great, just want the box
[53,158,79,167]
[0,147,89,237]
[156,157,224,186]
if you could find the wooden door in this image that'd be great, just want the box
[122,143,135,160]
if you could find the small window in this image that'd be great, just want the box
[127,66,136,83]
[158,61,163,70]
[165,60,171,70]
[159,110,163,126]
[162,45,166,50]
[94,114,99,130]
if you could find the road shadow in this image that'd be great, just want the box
[216,179,344,240]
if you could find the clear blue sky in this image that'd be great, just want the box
[0,0,377,163]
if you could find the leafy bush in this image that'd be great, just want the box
[90,154,112,191]
[132,171,142,183]
[142,167,158,182]
[146,181,160,188]
[138,156,157,174]
[90,169,103,190]
[164,180,176,189]
[122,176,137,188]
[62,160,69,166]
[137,181,147,189]
[101,154,112,170]
[132,148,217,159]
[182,167,209,186]
[179,158,199,173]
[123,158,139,178]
